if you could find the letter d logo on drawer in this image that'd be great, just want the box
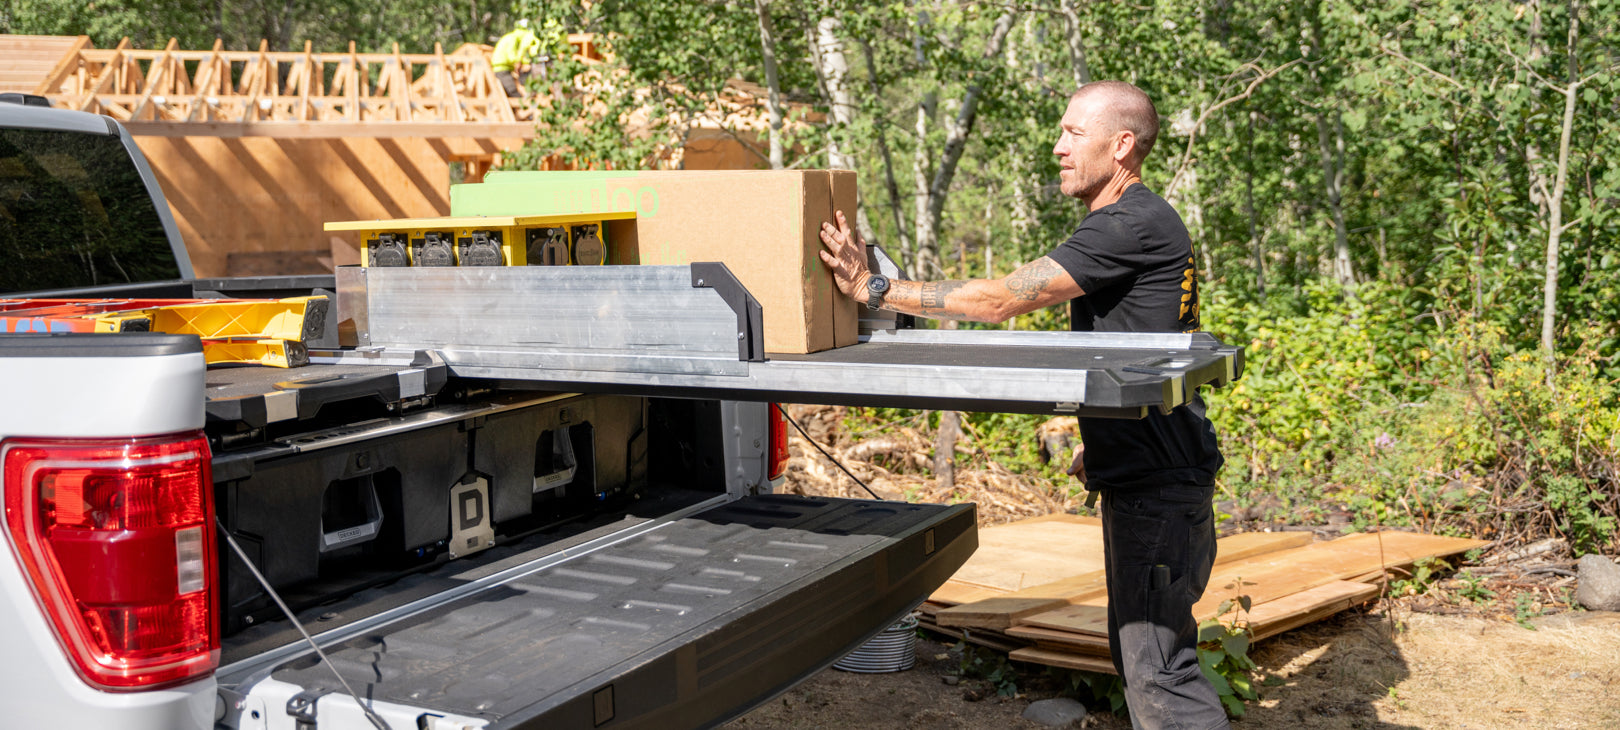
[449,476,495,558]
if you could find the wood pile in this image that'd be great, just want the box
[919,514,1488,674]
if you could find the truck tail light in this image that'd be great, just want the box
[2,432,219,690]
[768,404,790,480]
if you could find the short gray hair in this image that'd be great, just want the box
[1072,81,1160,165]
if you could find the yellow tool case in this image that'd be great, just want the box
[326,212,636,268]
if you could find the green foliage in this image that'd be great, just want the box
[1197,598,1261,718]
[1203,289,1620,554]
[1064,670,1127,715]
[1391,557,1444,597]
[1454,572,1496,604]
[953,642,1019,697]
[1513,592,1542,630]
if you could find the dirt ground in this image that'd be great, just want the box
[749,409,1620,728]
[728,606,1620,729]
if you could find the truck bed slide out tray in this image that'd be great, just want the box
[221,495,975,730]
[330,265,1243,418]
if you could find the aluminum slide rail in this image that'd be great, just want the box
[324,265,1244,418]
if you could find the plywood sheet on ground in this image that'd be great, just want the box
[948,514,1105,592]
[1022,532,1485,635]
[1009,647,1118,674]
[936,531,1312,630]
[1004,580,1379,654]
[917,621,1028,654]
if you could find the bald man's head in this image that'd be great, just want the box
[1071,82,1159,167]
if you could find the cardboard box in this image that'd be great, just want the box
[451,170,860,354]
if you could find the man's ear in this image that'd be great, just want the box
[1112,130,1138,163]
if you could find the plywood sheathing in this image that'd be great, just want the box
[0,35,90,94]
[135,135,522,276]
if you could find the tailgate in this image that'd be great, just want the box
[221,495,975,729]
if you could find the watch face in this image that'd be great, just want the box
[868,275,889,292]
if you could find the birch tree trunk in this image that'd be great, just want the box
[1522,0,1547,268]
[912,93,941,279]
[860,40,914,277]
[808,17,879,245]
[753,0,785,169]
[1541,0,1581,357]
[913,12,1017,281]
[934,411,961,493]
[1058,0,1091,88]
[815,17,856,171]
[1307,2,1354,288]
[1246,111,1265,296]
[1316,109,1353,287]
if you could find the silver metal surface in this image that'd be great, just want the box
[860,328,1197,350]
[398,368,426,398]
[448,358,1085,407]
[215,492,733,682]
[834,613,919,673]
[334,266,369,348]
[271,393,577,454]
[261,391,296,423]
[326,264,1241,415]
[353,266,747,376]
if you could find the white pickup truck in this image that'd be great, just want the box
[0,95,1239,729]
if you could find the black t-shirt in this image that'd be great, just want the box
[1044,183,1223,490]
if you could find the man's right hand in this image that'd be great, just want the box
[817,209,871,301]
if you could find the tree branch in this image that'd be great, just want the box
[1164,59,1299,199]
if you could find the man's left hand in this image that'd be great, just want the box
[818,209,870,300]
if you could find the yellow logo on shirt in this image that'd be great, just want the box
[1179,255,1198,330]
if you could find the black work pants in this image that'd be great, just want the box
[496,69,530,97]
[1102,485,1229,730]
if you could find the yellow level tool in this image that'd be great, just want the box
[89,296,327,342]
[202,339,309,369]
[86,296,326,369]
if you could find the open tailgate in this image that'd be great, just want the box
[220,495,975,729]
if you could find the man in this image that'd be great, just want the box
[492,19,542,98]
[817,81,1228,730]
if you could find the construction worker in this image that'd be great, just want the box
[819,81,1229,730]
[492,19,542,98]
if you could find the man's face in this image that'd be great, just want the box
[1052,95,1121,201]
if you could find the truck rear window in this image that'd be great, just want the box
[0,127,181,293]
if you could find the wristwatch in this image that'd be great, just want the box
[865,274,891,310]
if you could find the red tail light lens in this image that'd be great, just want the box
[768,404,790,480]
[2,432,219,690]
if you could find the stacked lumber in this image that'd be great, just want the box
[920,514,1487,674]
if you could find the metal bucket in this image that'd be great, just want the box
[833,612,919,673]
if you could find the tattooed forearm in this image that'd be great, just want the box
[1004,258,1065,302]
[920,281,968,311]
[872,259,1077,323]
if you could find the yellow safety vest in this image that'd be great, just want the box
[492,28,541,72]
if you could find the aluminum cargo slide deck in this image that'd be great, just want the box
[221,495,976,729]
[331,265,1244,419]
